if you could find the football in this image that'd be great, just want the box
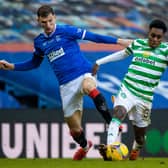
[106,142,129,161]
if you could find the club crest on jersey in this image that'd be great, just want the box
[120,92,126,99]
[55,35,61,42]
[143,51,151,57]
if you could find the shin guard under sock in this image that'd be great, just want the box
[107,118,121,145]
[89,89,112,124]
[70,130,87,148]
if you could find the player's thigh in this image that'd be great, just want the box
[114,86,134,113]
[60,77,83,118]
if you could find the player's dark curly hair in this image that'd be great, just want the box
[149,19,167,33]
[37,5,55,17]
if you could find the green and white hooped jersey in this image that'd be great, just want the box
[122,39,168,103]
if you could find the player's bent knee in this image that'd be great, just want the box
[113,105,127,121]
[82,78,96,94]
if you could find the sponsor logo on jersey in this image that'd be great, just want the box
[47,47,65,62]
[134,57,155,66]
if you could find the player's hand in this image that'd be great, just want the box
[0,60,14,70]
[117,39,133,47]
[92,63,99,76]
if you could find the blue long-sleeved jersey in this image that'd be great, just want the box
[15,24,117,85]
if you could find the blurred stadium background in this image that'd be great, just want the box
[0,0,168,159]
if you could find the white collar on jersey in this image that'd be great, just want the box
[43,24,57,38]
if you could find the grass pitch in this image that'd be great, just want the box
[0,158,167,168]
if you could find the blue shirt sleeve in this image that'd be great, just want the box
[64,25,85,39]
[63,25,117,43]
[14,54,43,71]
[84,31,118,44]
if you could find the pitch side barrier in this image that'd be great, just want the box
[0,109,167,158]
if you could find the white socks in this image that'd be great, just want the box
[107,118,121,145]
[132,140,143,150]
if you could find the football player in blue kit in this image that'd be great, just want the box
[0,5,131,160]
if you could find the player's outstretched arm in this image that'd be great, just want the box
[0,60,14,70]
[92,49,129,75]
[96,49,128,65]
[0,54,43,71]
[84,31,133,47]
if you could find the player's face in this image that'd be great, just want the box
[148,28,164,48]
[38,13,56,35]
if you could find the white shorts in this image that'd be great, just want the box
[114,85,152,127]
[60,73,96,117]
